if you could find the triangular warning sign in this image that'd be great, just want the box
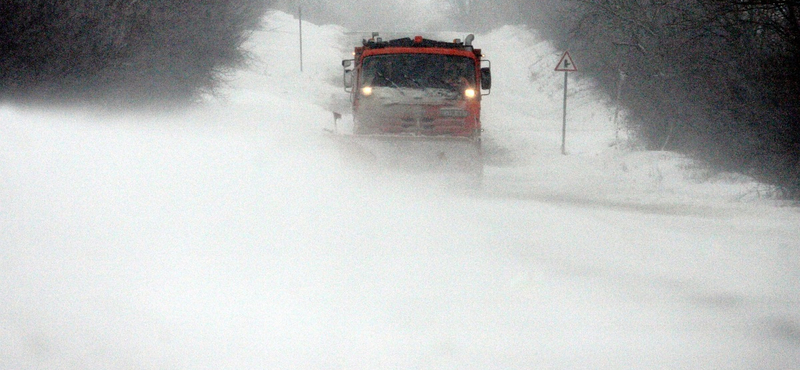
[555,51,578,72]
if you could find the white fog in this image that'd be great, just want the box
[1,10,799,370]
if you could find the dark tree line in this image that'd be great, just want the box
[508,0,800,198]
[4,0,798,196]
[0,0,270,105]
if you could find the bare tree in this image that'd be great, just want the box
[0,0,271,104]
[514,0,800,197]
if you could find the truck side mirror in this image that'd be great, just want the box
[480,67,491,91]
[343,59,355,92]
[344,70,353,90]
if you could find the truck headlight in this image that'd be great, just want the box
[361,86,373,96]
[464,88,476,98]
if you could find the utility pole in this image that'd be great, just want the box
[612,41,642,149]
[299,5,303,72]
[613,70,626,147]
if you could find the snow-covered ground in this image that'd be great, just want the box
[1,11,798,369]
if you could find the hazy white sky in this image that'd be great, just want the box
[282,0,456,31]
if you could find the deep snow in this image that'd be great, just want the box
[1,11,798,370]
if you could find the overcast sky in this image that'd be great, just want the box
[278,0,460,31]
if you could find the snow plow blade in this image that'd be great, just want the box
[329,133,483,177]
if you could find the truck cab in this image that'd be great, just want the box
[343,34,491,140]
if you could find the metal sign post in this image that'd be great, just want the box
[555,51,577,155]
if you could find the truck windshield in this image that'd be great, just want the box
[361,54,476,91]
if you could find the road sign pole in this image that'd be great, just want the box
[554,51,577,155]
[561,71,568,155]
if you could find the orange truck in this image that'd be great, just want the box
[338,33,491,175]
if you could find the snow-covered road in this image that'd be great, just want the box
[1,11,798,370]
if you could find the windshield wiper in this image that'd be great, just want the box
[402,73,423,88]
[376,71,405,95]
